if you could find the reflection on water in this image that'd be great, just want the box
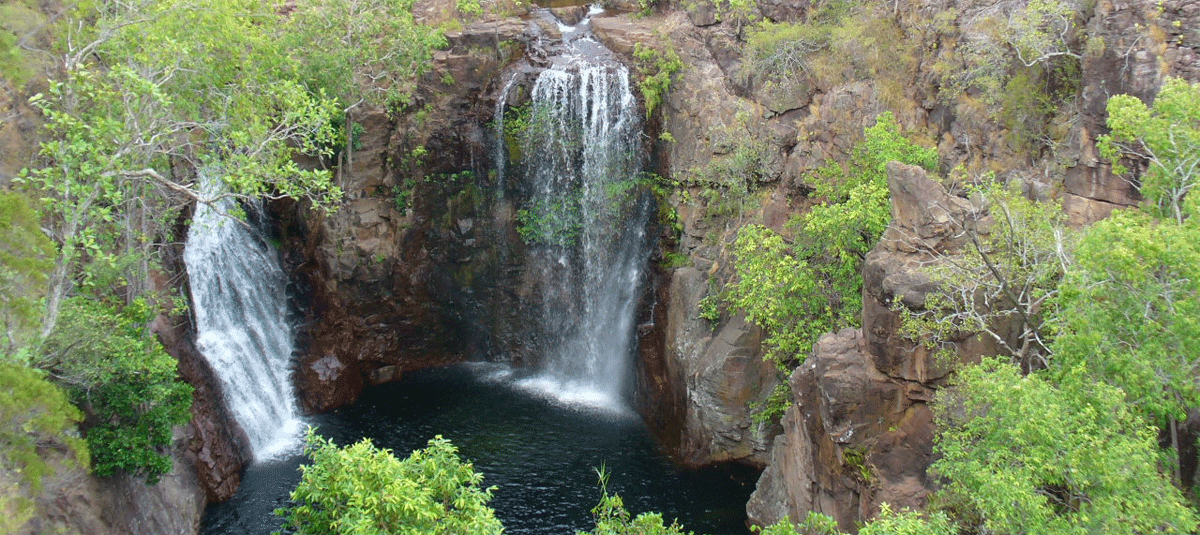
[201,364,758,535]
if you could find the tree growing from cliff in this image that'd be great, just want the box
[899,181,1076,372]
[729,112,937,392]
[276,430,504,535]
[36,297,192,481]
[1044,77,1200,484]
[1099,77,1200,224]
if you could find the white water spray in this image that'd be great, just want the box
[184,174,303,461]
[511,19,650,415]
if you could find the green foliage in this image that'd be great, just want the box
[394,178,417,213]
[697,295,720,322]
[633,43,683,119]
[517,196,583,246]
[999,63,1080,152]
[37,297,192,481]
[0,191,54,354]
[577,468,693,535]
[932,358,1197,535]
[660,251,691,269]
[901,182,1075,370]
[276,429,503,535]
[943,0,1084,104]
[1099,77,1200,223]
[0,2,47,86]
[1052,208,1200,427]
[281,0,447,110]
[857,504,955,535]
[753,505,955,535]
[0,362,87,530]
[456,0,484,18]
[728,113,936,410]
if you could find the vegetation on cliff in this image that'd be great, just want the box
[0,0,444,524]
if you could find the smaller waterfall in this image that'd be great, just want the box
[184,174,303,461]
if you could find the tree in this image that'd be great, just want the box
[932,358,1196,535]
[1050,208,1200,483]
[36,297,192,481]
[900,182,1076,372]
[1048,76,1200,483]
[728,112,936,418]
[0,362,87,533]
[0,191,54,355]
[1100,77,1200,224]
[23,0,345,339]
[276,430,504,535]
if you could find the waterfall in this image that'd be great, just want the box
[184,174,303,461]
[512,10,651,414]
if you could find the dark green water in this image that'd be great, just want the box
[201,364,759,535]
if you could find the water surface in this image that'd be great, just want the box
[201,364,758,535]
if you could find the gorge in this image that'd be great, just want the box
[2,0,1199,533]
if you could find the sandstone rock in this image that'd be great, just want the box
[14,449,205,535]
[863,162,983,383]
[155,314,251,503]
[664,268,777,466]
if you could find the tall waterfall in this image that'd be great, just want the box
[513,10,651,414]
[184,175,303,461]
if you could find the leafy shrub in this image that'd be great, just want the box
[933,359,1197,534]
[576,468,692,535]
[633,43,683,119]
[276,429,503,535]
[0,363,87,531]
[37,297,192,481]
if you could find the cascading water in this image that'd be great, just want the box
[184,174,303,461]
[511,8,651,413]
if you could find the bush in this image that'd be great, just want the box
[0,362,87,531]
[277,429,503,535]
[37,297,192,481]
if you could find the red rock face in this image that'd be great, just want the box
[155,313,252,503]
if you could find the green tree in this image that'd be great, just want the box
[1051,208,1200,483]
[24,0,345,338]
[932,358,1196,535]
[728,112,936,419]
[0,191,54,355]
[901,182,1076,371]
[277,429,504,535]
[0,362,87,532]
[1099,77,1200,224]
[37,297,192,481]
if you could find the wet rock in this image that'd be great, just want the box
[155,314,251,503]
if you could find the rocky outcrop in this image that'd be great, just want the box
[660,267,778,467]
[277,21,529,411]
[155,314,251,502]
[747,163,977,530]
[14,436,205,535]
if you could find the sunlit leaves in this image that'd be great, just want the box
[1099,77,1200,223]
[932,359,1196,535]
[277,430,503,535]
[1052,209,1200,426]
[729,112,936,373]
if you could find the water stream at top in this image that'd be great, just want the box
[184,174,304,461]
